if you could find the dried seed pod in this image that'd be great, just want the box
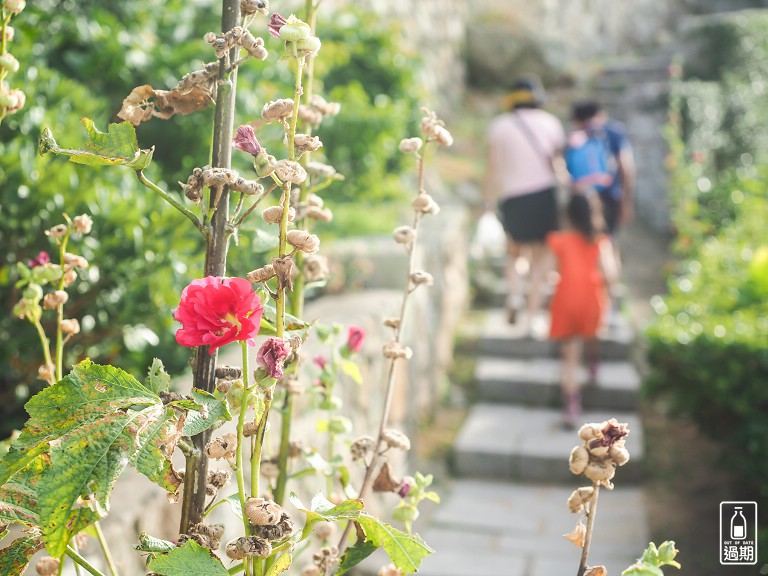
[72,214,93,234]
[206,433,237,459]
[272,256,295,291]
[563,520,587,548]
[608,445,630,466]
[303,254,329,282]
[584,460,616,483]
[381,429,411,451]
[378,564,405,576]
[286,230,320,254]
[314,521,336,541]
[274,159,308,184]
[584,566,607,576]
[260,459,280,479]
[60,318,81,335]
[240,0,268,17]
[306,161,337,177]
[215,365,242,380]
[409,270,433,287]
[230,177,264,196]
[63,253,88,269]
[262,98,294,122]
[372,462,401,493]
[207,469,231,489]
[383,317,401,329]
[393,226,416,244]
[243,421,258,437]
[382,341,413,360]
[306,206,333,222]
[433,125,454,147]
[247,264,276,284]
[569,445,589,475]
[35,557,60,576]
[46,224,68,238]
[588,444,610,458]
[293,133,323,154]
[567,486,594,513]
[350,435,376,460]
[301,566,321,576]
[578,423,602,442]
[43,290,69,309]
[227,536,272,558]
[244,497,282,526]
[399,137,423,154]
[411,193,440,215]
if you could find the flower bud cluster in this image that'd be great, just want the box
[568,418,630,489]
[420,108,453,146]
[205,26,267,60]
[179,522,225,550]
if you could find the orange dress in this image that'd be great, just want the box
[547,231,608,339]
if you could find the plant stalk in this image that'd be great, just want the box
[180,0,240,534]
[93,521,119,576]
[577,481,601,576]
[136,171,203,231]
[65,546,107,576]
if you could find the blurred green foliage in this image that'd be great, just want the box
[646,12,768,512]
[0,0,423,435]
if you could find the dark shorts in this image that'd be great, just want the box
[600,194,621,235]
[498,186,559,243]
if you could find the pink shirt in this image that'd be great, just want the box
[486,108,565,199]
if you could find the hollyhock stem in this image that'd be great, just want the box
[180,0,240,535]
[54,230,70,381]
[577,481,601,576]
[31,317,53,381]
[339,144,430,551]
[235,348,254,576]
[272,54,306,507]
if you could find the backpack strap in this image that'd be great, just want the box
[512,111,556,176]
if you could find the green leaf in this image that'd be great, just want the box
[146,359,171,395]
[357,514,433,573]
[261,302,311,339]
[249,227,281,253]
[135,531,177,553]
[621,564,665,576]
[0,360,183,557]
[304,451,333,475]
[0,535,45,576]
[337,540,377,575]
[147,540,229,576]
[289,492,363,525]
[340,360,362,385]
[264,552,292,576]
[423,491,441,504]
[182,389,232,437]
[224,493,243,520]
[39,119,154,170]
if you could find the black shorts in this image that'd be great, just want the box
[600,194,621,235]
[498,186,559,243]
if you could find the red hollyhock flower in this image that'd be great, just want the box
[232,125,262,156]
[174,276,263,354]
[346,325,365,353]
[256,337,292,379]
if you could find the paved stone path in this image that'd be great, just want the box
[417,307,649,576]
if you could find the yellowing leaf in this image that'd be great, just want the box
[39,119,153,170]
[265,552,292,576]
[0,535,45,576]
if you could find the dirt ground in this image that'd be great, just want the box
[620,219,763,575]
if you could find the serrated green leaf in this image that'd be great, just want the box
[0,535,45,576]
[289,492,363,526]
[147,540,229,576]
[265,552,292,576]
[39,119,153,170]
[146,359,171,395]
[182,389,232,437]
[224,493,243,520]
[0,360,182,557]
[337,540,377,575]
[357,514,433,573]
[135,531,177,553]
[340,360,362,385]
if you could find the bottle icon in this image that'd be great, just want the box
[731,507,747,540]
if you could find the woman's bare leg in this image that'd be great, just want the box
[505,239,523,322]
[561,338,583,426]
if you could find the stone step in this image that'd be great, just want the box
[469,308,634,361]
[416,479,649,576]
[452,404,644,484]
[475,357,640,411]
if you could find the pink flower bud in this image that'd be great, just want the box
[28,251,50,268]
[346,326,365,353]
[268,12,287,38]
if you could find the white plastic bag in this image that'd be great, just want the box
[470,212,506,259]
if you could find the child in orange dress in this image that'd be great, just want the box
[547,193,617,427]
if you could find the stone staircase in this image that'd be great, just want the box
[416,308,649,576]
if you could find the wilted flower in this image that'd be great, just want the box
[174,276,263,354]
[286,230,320,253]
[274,159,307,184]
[37,363,55,382]
[393,226,416,245]
[233,125,262,156]
[43,290,69,310]
[60,318,80,335]
[46,224,68,239]
[256,337,292,379]
[346,326,365,353]
[267,12,287,38]
[262,98,294,122]
[303,254,329,282]
[381,428,411,451]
